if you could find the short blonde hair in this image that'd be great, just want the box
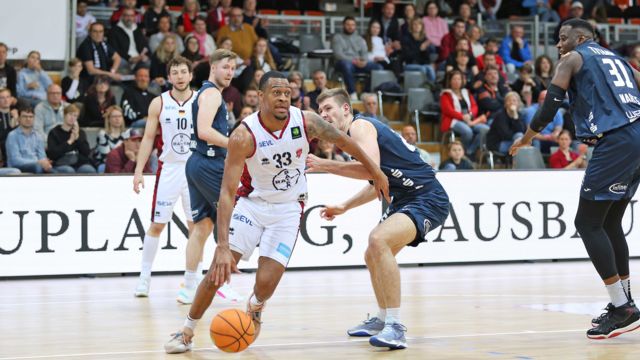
[64,103,80,116]
[317,88,352,110]
[210,48,238,65]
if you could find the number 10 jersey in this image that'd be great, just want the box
[159,90,196,163]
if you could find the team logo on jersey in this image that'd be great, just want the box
[171,133,191,154]
[291,126,302,139]
[272,168,301,191]
[261,158,270,165]
[296,148,302,158]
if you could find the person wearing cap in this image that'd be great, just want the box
[105,127,151,173]
[553,1,585,43]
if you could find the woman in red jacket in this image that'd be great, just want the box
[439,70,489,158]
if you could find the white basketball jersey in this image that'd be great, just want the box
[158,90,196,163]
[240,106,309,203]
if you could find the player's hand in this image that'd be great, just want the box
[133,172,144,194]
[371,168,390,203]
[305,154,325,173]
[210,246,239,286]
[320,204,346,221]
[509,137,531,156]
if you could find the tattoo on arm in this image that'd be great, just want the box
[304,112,343,143]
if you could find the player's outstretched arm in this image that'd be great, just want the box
[211,125,253,286]
[321,184,378,221]
[511,51,580,156]
[134,96,161,193]
[196,87,229,148]
[304,111,390,202]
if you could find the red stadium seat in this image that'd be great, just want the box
[258,9,279,15]
[607,17,625,24]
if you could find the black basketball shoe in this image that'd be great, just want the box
[591,303,614,327]
[587,301,640,339]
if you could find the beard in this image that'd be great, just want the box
[274,112,288,121]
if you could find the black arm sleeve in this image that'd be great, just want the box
[529,83,566,132]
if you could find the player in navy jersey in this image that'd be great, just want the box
[311,88,450,349]
[510,18,640,339]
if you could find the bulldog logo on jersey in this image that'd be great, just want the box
[171,133,191,154]
[272,168,301,191]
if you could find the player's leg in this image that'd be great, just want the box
[134,222,166,297]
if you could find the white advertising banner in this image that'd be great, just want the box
[0,171,638,277]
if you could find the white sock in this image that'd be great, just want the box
[376,308,386,321]
[385,308,401,325]
[140,235,159,278]
[196,261,203,276]
[606,281,628,307]
[184,315,200,331]
[184,270,198,290]
[622,278,631,299]
[250,293,264,307]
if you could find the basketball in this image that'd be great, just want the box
[210,309,256,353]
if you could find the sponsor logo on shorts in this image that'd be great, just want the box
[276,243,292,259]
[272,168,301,191]
[172,133,191,154]
[232,213,253,226]
[291,126,301,139]
[609,183,628,194]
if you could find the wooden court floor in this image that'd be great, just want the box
[1,260,640,360]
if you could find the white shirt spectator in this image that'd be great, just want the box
[367,36,389,63]
[76,8,96,40]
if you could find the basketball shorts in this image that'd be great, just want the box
[229,197,303,267]
[384,183,450,247]
[151,161,192,223]
[185,152,225,222]
[581,120,640,201]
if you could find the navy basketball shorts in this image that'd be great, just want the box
[581,120,640,201]
[185,152,225,222]
[383,183,450,247]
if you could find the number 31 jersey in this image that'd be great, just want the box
[159,90,196,163]
[238,106,309,204]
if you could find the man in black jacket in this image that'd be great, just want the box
[0,43,17,100]
[110,8,149,71]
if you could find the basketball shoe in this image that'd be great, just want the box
[176,285,196,304]
[217,283,244,302]
[591,303,615,327]
[587,301,640,339]
[347,316,385,337]
[164,331,193,354]
[134,276,150,297]
[369,322,408,349]
[246,293,265,340]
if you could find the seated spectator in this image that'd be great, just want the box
[365,20,391,68]
[332,16,383,100]
[242,88,259,111]
[440,69,488,157]
[17,51,53,107]
[510,63,541,107]
[629,45,640,72]
[248,68,264,92]
[46,104,96,173]
[476,38,506,74]
[476,65,510,121]
[422,1,449,48]
[182,35,206,68]
[76,0,96,44]
[106,128,151,173]
[438,18,469,63]
[207,0,232,37]
[499,25,532,73]
[290,82,305,110]
[94,105,126,173]
[439,140,474,170]
[236,37,276,92]
[150,36,179,91]
[149,14,185,54]
[122,67,153,128]
[472,52,507,92]
[238,105,253,122]
[143,0,170,36]
[401,18,436,82]
[109,7,150,71]
[218,37,246,77]
[313,138,349,162]
[371,0,402,56]
[459,3,477,27]
[468,25,484,58]
[216,7,258,64]
[176,0,200,39]
[523,90,563,154]
[360,93,384,122]
[0,146,21,175]
[0,88,18,161]
[110,0,142,26]
[445,39,478,75]
[288,71,305,98]
[549,130,588,169]
[0,43,17,99]
[190,17,217,59]
[534,54,554,90]
[400,3,417,38]
[448,50,476,88]
[76,22,122,82]
[34,84,67,142]
[486,91,525,154]
[524,0,560,23]
[61,58,89,104]
[81,75,116,127]
[401,124,432,164]
[5,106,55,173]
[307,70,328,111]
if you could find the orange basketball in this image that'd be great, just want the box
[210,308,256,353]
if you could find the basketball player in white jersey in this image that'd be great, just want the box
[132,56,241,304]
[164,71,389,353]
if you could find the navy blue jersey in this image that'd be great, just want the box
[190,81,228,158]
[351,115,438,197]
[569,41,640,140]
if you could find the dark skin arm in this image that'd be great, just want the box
[510,51,582,155]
